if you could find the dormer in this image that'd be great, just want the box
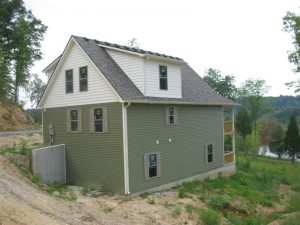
[101,43,185,99]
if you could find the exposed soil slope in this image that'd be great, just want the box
[0,100,35,131]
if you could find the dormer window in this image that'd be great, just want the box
[65,69,73,93]
[79,66,88,92]
[159,65,168,90]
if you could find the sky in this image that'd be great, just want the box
[24,0,300,98]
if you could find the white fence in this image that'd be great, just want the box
[32,144,66,183]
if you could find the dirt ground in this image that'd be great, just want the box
[0,135,205,225]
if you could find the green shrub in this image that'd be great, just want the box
[178,189,186,198]
[199,208,220,225]
[185,204,194,216]
[208,195,230,209]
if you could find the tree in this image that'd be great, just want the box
[283,11,300,92]
[284,113,300,163]
[235,106,252,153]
[0,0,47,103]
[203,68,237,99]
[127,38,140,48]
[26,74,46,107]
[238,79,271,157]
[260,120,286,159]
[269,123,285,159]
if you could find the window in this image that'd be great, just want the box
[79,66,88,91]
[166,106,177,125]
[70,110,78,131]
[94,108,103,132]
[205,144,214,163]
[66,109,82,132]
[144,153,161,180]
[65,69,73,93]
[89,107,108,133]
[159,65,168,90]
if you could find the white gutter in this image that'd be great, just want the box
[127,100,237,106]
[122,102,131,195]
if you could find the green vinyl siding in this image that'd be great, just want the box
[43,102,124,193]
[127,104,224,193]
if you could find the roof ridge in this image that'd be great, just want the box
[73,35,183,61]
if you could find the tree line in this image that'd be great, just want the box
[203,68,300,162]
[0,0,47,105]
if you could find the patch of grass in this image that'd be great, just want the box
[281,213,300,225]
[161,201,175,209]
[103,207,114,213]
[178,189,186,198]
[199,208,221,225]
[139,192,150,199]
[285,194,300,213]
[185,204,195,216]
[31,174,40,184]
[208,195,230,210]
[147,198,155,205]
[0,146,17,155]
[81,215,96,222]
[44,182,77,201]
[171,207,181,218]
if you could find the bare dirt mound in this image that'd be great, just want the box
[0,100,35,131]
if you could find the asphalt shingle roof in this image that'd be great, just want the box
[73,36,235,105]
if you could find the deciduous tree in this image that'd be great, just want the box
[203,68,237,99]
[235,106,252,153]
[283,11,300,92]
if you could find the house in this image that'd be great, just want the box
[38,36,236,194]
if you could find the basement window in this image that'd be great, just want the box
[144,153,161,180]
[205,144,214,164]
[79,66,88,92]
[65,69,73,93]
[159,65,168,90]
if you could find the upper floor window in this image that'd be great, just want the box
[159,65,168,90]
[79,66,88,92]
[65,69,73,93]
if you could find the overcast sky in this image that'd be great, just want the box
[24,0,300,97]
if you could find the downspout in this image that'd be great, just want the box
[122,102,131,195]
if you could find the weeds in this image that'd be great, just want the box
[200,208,220,225]
[171,207,181,218]
[208,195,230,210]
[103,207,114,213]
[139,192,150,199]
[285,194,300,213]
[147,198,155,205]
[281,213,300,225]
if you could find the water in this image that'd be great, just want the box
[258,146,300,162]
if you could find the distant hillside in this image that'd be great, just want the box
[0,99,35,131]
[264,96,300,125]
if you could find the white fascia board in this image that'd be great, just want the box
[127,100,237,106]
[42,56,62,73]
[98,44,144,58]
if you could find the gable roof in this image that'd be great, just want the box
[39,36,235,107]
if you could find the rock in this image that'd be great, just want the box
[87,191,103,198]
[153,191,174,197]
